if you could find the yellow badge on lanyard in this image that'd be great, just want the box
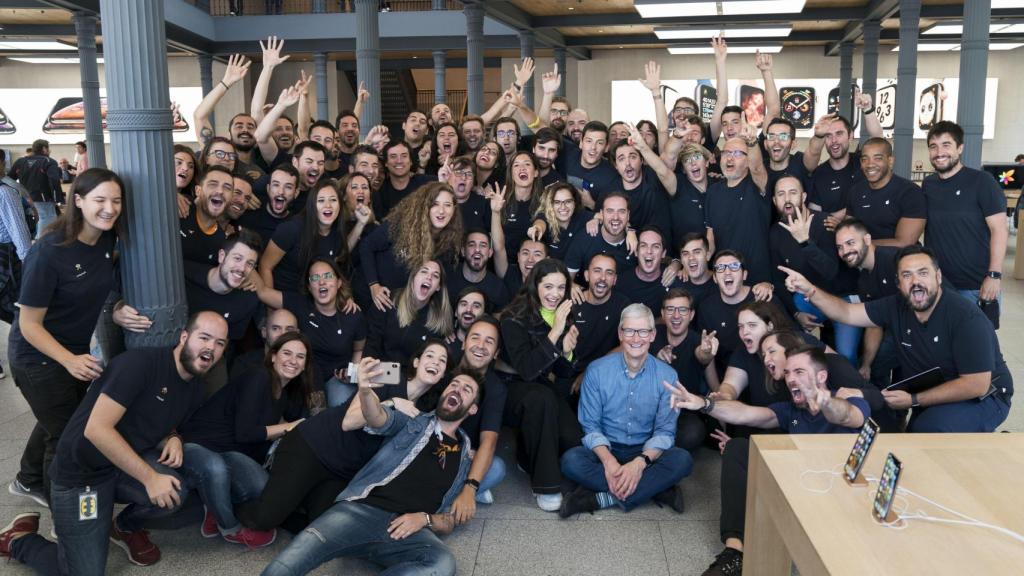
[79,487,98,521]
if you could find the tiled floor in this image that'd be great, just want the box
[1,232,1021,575]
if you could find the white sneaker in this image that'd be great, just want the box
[476,489,494,505]
[536,493,562,512]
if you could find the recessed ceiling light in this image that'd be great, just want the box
[891,43,961,52]
[636,0,805,18]
[992,0,1024,8]
[668,44,783,54]
[1000,24,1024,33]
[8,56,104,64]
[954,42,1024,50]
[923,23,1010,35]
[0,41,75,51]
[655,25,792,40]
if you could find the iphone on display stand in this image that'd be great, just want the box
[844,418,879,486]
[872,453,902,523]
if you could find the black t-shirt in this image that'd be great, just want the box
[668,177,708,253]
[922,167,1006,290]
[572,292,631,368]
[564,232,636,279]
[704,175,772,283]
[51,348,204,486]
[768,217,838,298]
[763,150,813,200]
[180,205,226,265]
[283,292,367,385]
[543,209,593,262]
[864,292,1013,397]
[253,149,292,174]
[445,265,510,313]
[458,193,492,235]
[502,265,525,299]
[297,382,408,479]
[183,262,261,341]
[846,174,926,241]
[563,144,620,206]
[681,278,717,312]
[695,289,757,376]
[619,168,673,238]
[652,326,705,395]
[540,168,565,188]
[417,367,506,448]
[857,245,901,301]
[615,268,682,315]
[502,197,536,260]
[365,304,441,369]
[236,205,291,248]
[810,151,863,214]
[359,429,461,514]
[375,174,432,217]
[269,218,344,293]
[8,230,117,364]
[358,222,411,291]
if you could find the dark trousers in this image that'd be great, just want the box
[9,450,188,576]
[237,431,348,532]
[907,394,1011,433]
[11,359,91,497]
[502,380,583,494]
[719,437,750,543]
[561,444,693,511]
[676,411,707,451]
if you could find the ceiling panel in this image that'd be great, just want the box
[559,24,654,36]
[510,0,635,17]
[0,8,72,24]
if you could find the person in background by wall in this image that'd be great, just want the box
[0,149,33,380]
[7,139,62,238]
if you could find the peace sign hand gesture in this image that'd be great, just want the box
[700,330,719,356]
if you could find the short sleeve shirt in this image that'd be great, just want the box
[283,292,367,385]
[846,175,926,241]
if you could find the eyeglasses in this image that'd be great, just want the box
[621,328,653,338]
[551,110,570,117]
[682,153,705,165]
[672,107,697,116]
[721,150,748,159]
[209,150,238,161]
[553,199,574,207]
[308,272,336,283]
[765,133,792,142]
[452,170,473,179]
[496,130,516,138]
[714,262,743,272]
[663,306,691,315]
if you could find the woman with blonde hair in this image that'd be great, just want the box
[527,182,594,261]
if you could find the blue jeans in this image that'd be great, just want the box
[181,443,269,535]
[9,450,188,576]
[325,377,357,408]
[261,501,456,576]
[477,456,506,500]
[34,201,57,239]
[907,394,1011,433]
[794,293,863,365]
[560,443,693,511]
[958,288,1002,307]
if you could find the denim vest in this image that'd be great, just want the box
[336,407,472,514]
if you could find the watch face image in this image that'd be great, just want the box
[918,83,944,131]
[0,107,15,134]
[780,87,815,129]
[43,97,189,133]
[875,85,898,130]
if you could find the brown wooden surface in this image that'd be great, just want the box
[744,433,1024,576]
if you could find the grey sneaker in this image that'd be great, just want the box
[8,480,48,508]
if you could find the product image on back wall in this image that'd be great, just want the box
[779,87,815,129]
[0,107,15,134]
[739,84,766,127]
[918,82,946,131]
[42,97,190,133]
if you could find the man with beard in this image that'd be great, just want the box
[611,125,674,234]
[444,156,489,232]
[564,121,620,210]
[921,121,1008,310]
[375,140,430,217]
[559,304,692,517]
[676,232,717,306]
[401,111,429,160]
[1,312,229,572]
[306,121,347,180]
[447,230,510,313]
[449,288,487,352]
[569,254,631,383]
[780,245,1013,433]
[667,344,868,576]
[460,115,486,153]
[290,140,327,211]
[181,166,231,265]
[565,109,590,146]
[533,127,565,186]
[805,93,883,218]
[843,137,926,247]
[616,227,681,314]
[349,144,382,190]
[762,118,815,198]
[237,164,299,246]
[565,193,636,280]
[548,97,571,135]
[259,361,483,576]
[430,103,453,131]
[225,174,254,224]
[335,110,361,168]
[665,144,713,250]
[193,54,262,180]
[703,128,773,284]
[226,113,264,181]
[254,81,302,172]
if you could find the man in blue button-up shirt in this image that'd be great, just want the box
[558,303,693,517]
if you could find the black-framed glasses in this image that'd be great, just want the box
[663,306,691,315]
[714,262,743,273]
[621,328,653,338]
[672,107,697,115]
[209,150,238,161]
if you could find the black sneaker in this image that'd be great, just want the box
[653,484,685,513]
[557,486,599,519]
[702,547,743,576]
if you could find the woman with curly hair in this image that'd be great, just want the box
[358,181,463,312]
[473,140,506,193]
[527,182,594,262]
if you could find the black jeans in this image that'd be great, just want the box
[11,359,91,497]
[236,431,347,532]
[502,379,582,495]
[675,411,708,451]
[719,437,750,543]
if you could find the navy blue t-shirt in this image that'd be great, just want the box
[615,267,682,315]
[179,205,226,265]
[704,175,772,283]
[572,292,631,368]
[541,209,593,262]
[283,291,367,385]
[183,262,261,341]
[668,177,708,253]
[770,394,869,434]
[652,326,705,396]
[269,217,344,294]
[563,144,620,206]
[236,205,291,248]
[846,174,926,241]
[809,151,863,214]
[616,167,673,237]
[765,151,812,200]
[445,265,510,313]
[564,232,636,278]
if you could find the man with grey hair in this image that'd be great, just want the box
[558,303,693,517]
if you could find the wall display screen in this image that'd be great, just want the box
[612,78,998,139]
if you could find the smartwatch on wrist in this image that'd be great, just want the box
[639,454,653,469]
[424,513,433,528]
[986,271,1002,280]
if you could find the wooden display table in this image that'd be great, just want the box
[743,434,1024,575]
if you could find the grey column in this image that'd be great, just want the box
[433,49,447,104]
[464,0,484,115]
[432,0,445,9]
[519,30,535,109]
[956,0,991,168]
[838,42,854,121]
[553,47,567,98]
[198,54,215,129]
[859,20,881,146]
[73,11,105,169]
[355,0,381,134]
[893,0,921,178]
[314,52,328,121]
[312,0,326,13]
[99,0,186,347]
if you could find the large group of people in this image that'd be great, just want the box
[0,35,1014,576]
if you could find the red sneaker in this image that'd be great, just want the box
[201,506,219,538]
[223,527,276,549]
[0,512,40,557]
[110,523,161,566]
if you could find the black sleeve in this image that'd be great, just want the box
[233,372,272,444]
[803,222,839,280]
[16,239,58,308]
[364,308,390,360]
[46,159,62,198]
[825,353,884,415]
[101,352,153,409]
[499,316,562,382]
[479,378,507,435]
[359,224,389,285]
[949,309,997,376]
[863,295,897,330]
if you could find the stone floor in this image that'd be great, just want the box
[1,232,1021,575]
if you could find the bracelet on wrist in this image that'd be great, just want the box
[219,80,229,90]
[465,478,480,491]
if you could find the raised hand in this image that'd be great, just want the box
[854,88,873,112]
[358,80,370,102]
[296,70,311,95]
[779,207,813,244]
[513,57,535,87]
[222,54,251,87]
[418,140,433,168]
[503,84,524,109]
[738,112,758,145]
[664,380,702,411]
[627,122,648,151]
[778,265,816,297]
[486,183,507,214]
[640,60,662,93]
[754,50,773,72]
[541,62,562,95]
[712,36,728,62]
[752,282,775,302]
[700,329,719,357]
[656,344,676,364]
[260,35,290,68]
[277,85,302,109]
[365,125,390,151]
[813,113,837,138]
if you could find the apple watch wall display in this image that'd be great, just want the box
[695,82,717,125]
[918,82,945,131]
[779,87,815,129]
[826,83,860,130]
[874,84,898,130]
[738,84,766,127]
[872,453,903,523]
[844,418,879,486]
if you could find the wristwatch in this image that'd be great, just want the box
[424,513,433,528]
[639,454,653,469]
[986,271,1002,280]
[910,394,920,408]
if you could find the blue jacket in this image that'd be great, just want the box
[336,406,472,514]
